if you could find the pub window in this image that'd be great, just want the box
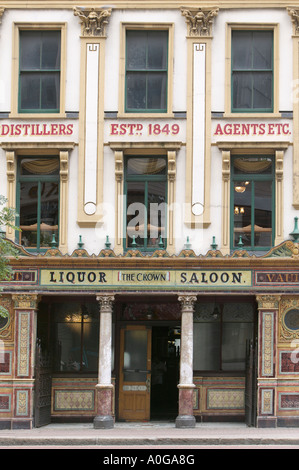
[231,156,274,251]
[125,156,167,251]
[125,30,168,113]
[19,30,61,113]
[231,30,273,112]
[16,156,60,251]
[193,302,255,371]
[52,303,100,373]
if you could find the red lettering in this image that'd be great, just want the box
[67,124,73,135]
[214,124,223,135]
[110,123,118,135]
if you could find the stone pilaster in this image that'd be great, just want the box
[176,294,197,428]
[94,294,115,429]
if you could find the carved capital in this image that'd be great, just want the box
[181,7,219,37]
[256,294,281,310]
[6,151,15,182]
[73,7,112,37]
[96,294,115,313]
[12,294,40,309]
[178,294,197,312]
[287,7,299,36]
[59,150,69,182]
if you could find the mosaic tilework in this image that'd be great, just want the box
[279,393,299,410]
[54,390,95,412]
[0,352,12,375]
[261,389,274,415]
[0,394,11,412]
[17,312,30,377]
[16,390,29,416]
[262,312,275,377]
[206,389,244,410]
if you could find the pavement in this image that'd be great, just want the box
[1,421,299,449]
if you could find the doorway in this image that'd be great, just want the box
[118,324,180,421]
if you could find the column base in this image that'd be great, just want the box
[175,415,196,428]
[93,415,114,429]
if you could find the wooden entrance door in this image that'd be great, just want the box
[119,325,152,421]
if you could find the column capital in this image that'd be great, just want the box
[12,293,40,309]
[178,294,197,311]
[287,7,299,36]
[73,7,112,37]
[181,7,219,37]
[96,294,115,312]
[256,294,281,310]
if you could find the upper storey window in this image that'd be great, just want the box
[125,30,168,113]
[19,30,61,113]
[231,30,273,113]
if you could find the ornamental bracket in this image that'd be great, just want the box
[287,7,299,35]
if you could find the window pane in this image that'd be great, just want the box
[253,31,272,69]
[127,157,166,176]
[41,73,60,109]
[252,72,272,109]
[20,74,41,109]
[147,31,168,69]
[222,322,253,370]
[232,73,252,109]
[40,181,59,247]
[254,181,272,246]
[20,158,59,175]
[41,31,61,69]
[126,73,146,110]
[124,329,148,382]
[147,181,166,247]
[234,181,252,247]
[53,303,99,372]
[233,157,272,174]
[127,181,145,248]
[126,31,147,69]
[19,181,38,247]
[232,31,252,69]
[20,31,41,69]
[193,323,221,370]
[147,73,167,109]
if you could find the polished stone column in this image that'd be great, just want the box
[176,294,197,428]
[94,294,115,429]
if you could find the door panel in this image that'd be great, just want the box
[119,325,151,421]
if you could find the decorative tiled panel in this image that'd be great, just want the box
[279,351,299,374]
[261,312,275,377]
[53,390,95,412]
[17,312,31,377]
[16,390,29,416]
[206,389,244,410]
[0,352,12,375]
[279,393,299,410]
[260,389,274,415]
[0,394,11,412]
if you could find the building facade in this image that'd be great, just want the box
[1,0,299,429]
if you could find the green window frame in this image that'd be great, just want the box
[231,30,273,113]
[124,156,167,251]
[125,30,168,113]
[16,156,60,252]
[19,30,61,113]
[230,155,275,251]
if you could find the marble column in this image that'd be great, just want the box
[94,294,115,429]
[176,294,197,428]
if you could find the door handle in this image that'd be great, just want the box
[146,377,151,393]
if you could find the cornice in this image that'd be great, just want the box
[3,240,299,270]
[2,1,299,9]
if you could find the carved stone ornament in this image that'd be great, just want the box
[287,7,299,36]
[256,294,281,310]
[178,295,197,312]
[181,7,219,37]
[73,7,112,37]
[96,294,115,313]
[12,294,40,309]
